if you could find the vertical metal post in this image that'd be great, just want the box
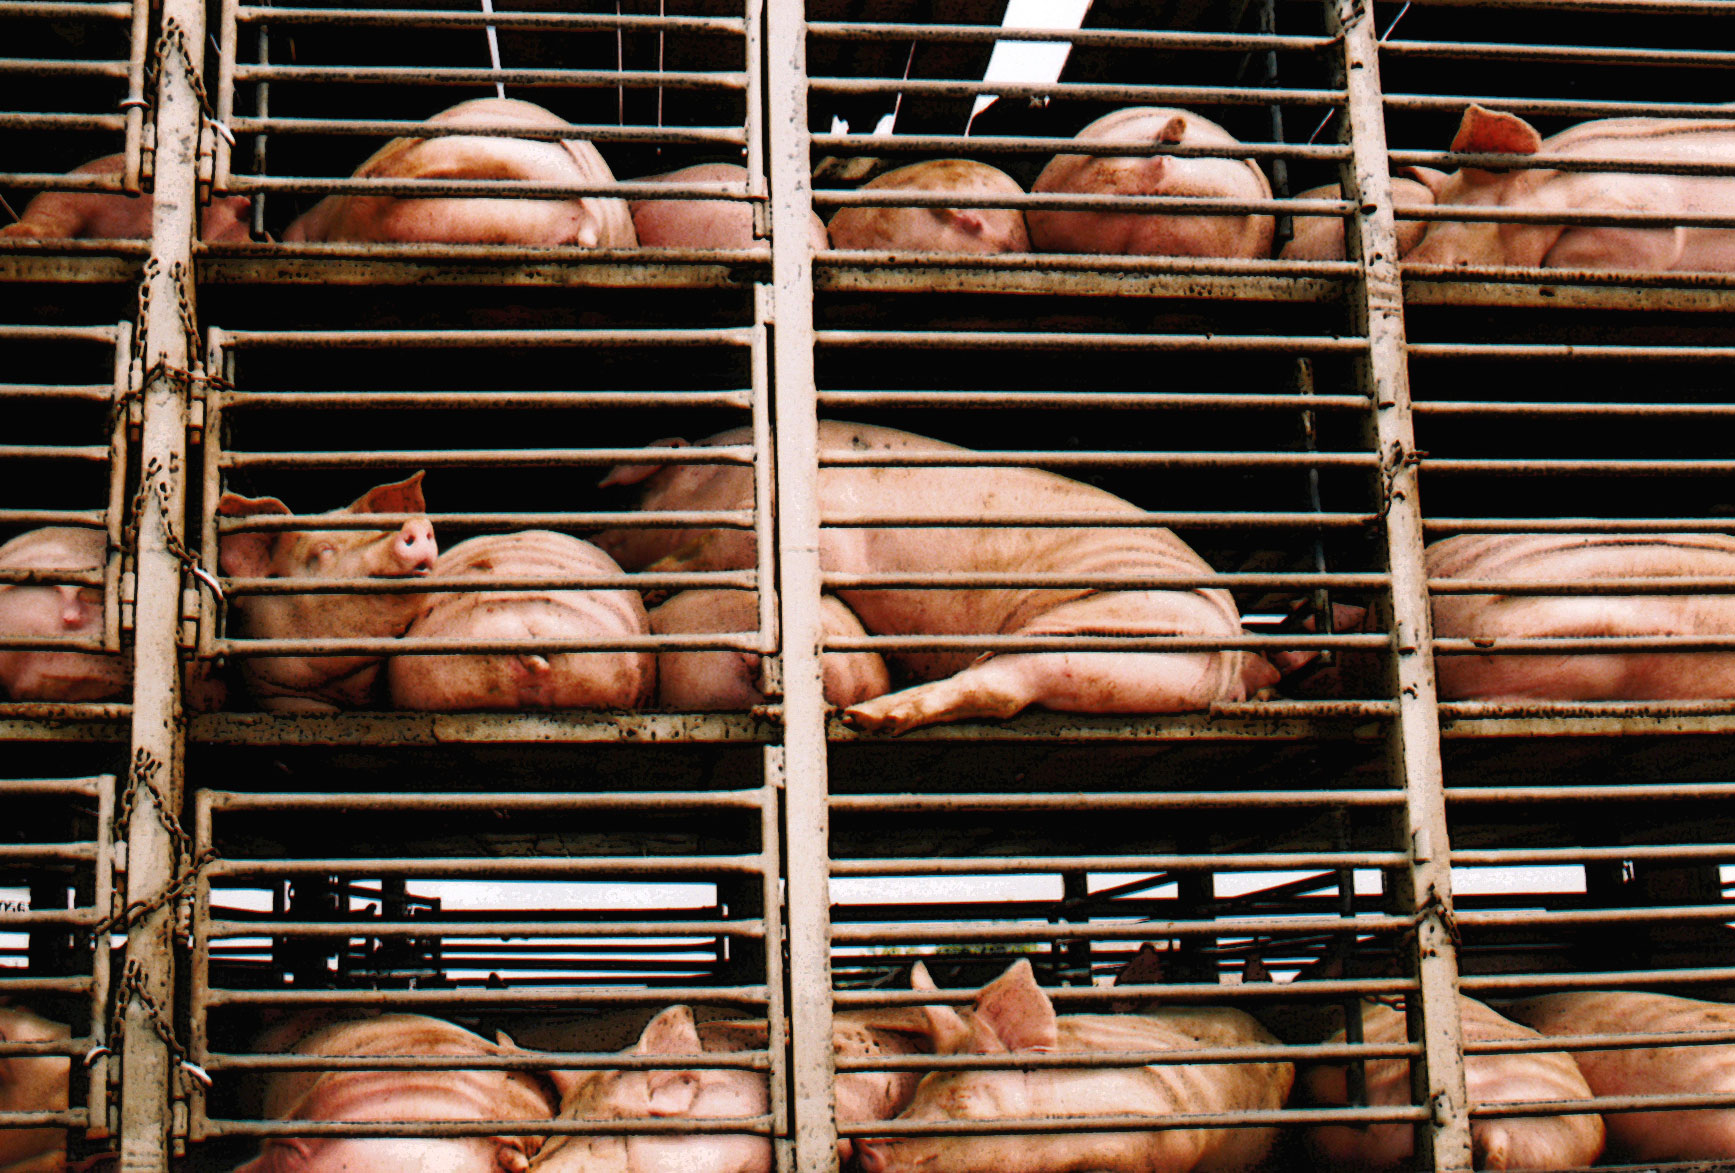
[765,4,834,1172]
[121,0,206,1164]
[1331,2,1471,1170]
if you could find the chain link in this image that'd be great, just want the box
[94,749,219,940]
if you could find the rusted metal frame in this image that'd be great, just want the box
[86,771,116,1136]
[811,77,1343,107]
[1393,150,1735,180]
[208,984,773,1007]
[0,445,112,462]
[1430,516,1735,534]
[1414,341,1735,360]
[0,325,124,344]
[0,385,116,400]
[816,253,1356,279]
[824,571,1390,589]
[212,633,759,656]
[219,326,753,347]
[207,918,765,938]
[1336,2,1471,1170]
[742,0,767,242]
[1452,780,1735,802]
[0,844,99,862]
[1394,0,1730,13]
[0,0,129,14]
[0,977,97,994]
[211,1049,772,1072]
[769,7,832,1173]
[207,1115,774,1139]
[201,788,768,812]
[1402,206,1735,231]
[0,60,130,79]
[217,509,751,533]
[835,790,1404,812]
[232,64,743,89]
[834,852,1409,874]
[819,452,1376,469]
[852,1105,1414,1138]
[1385,94,1735,121]
[1438,634,1735,653]
[1460,843,1735,865]
[1467,1025,1735,1055]
[813,132,1350,164]
[186,786,215,1143]
[825,510,1371,525]
[1420,401,1735,417]
[220,446,751,469]
[1405,277,1735,310]
[852,974,1419,1010]
[1476,1091,1735,1118]
[833,916,1416,944]
[819,390,1371,410]
[810,20,1332,51]
[233,176,745,201]
[760,747,792,1173]
[1459,903,1735,928]
[1466,965,1735,992]
[213,0,241,190]
[223,570,755,594]
[826,632,1383,653]
[816,191,1341,217]
[818,330,1365,354]
[187,710,773,743]
[207,855,769,877]
[1427,457,1735,474]
[104,322,131,652]
[1383,39,1735,69]
[836,1039,1419,1072]
[0,515,107,533]
[226,117,747,148]
[220,389,752,409]
[0,114,128,133]
[235,6,742,33]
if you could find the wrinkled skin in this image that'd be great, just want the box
[1279,171,1444,260]
[1303,996,1602,1171]
[1029,108,1273,259]
[647,588,890,710]
[0,527,127,702]
[1428,533,1735,700]
[629,163,827,251]
[386,530,654,711]
[1508,990,1735,1162]
[218,474,438,712]
[854,959,1292,1173]
[1406,104,1735,271]
[594,422,1273,735]
[0,154,251,242]
[284,99,635,247]
[230,1014,556,1173]
[828,160,1030,254]
[0,1006,70,1173]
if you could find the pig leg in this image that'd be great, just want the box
[843,591,1240,735]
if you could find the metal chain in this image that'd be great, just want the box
[94,748,219,940]
[124,445,224,602]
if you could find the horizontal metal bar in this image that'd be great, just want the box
[822,511,1379,529]
[1432,577,1735,595]
[0,511,111,529]
[0,568,104,586]
[209,856,767,878]
[1391,149,1735,181]
[206,919,762,938]
[190,710,772,744]
[231,177,746,201]
[815,252,1355,284]
[237,7,742,32]
[0,446,111,463]
[835,977,1417,1007]
[224,571,755,596]
[0,977,93,994]
[204,985,770,1008]
[832,790,1402,812]
[806,21,1335,52]
[1451,781,1735,802]
[0,113,127,133]
[0,59,128,78]
[1455,844,1735,866]
[810,77,1344,108]
[1411,342,1735,362]
[834,1040,1419,1072]
[207,1117,771,1139]
[1427,517,1735,534]
[0,325,119,342]
[209,1050,768,1073]
[227,116,745,148]
[815,191,1343,217]
[1385,93,1735,121]
[1458,904,1735,928]
[0,1112,87,1129]
[825,572,1390,591]
[220,446,753,470]
[819,451,1374,470]
[816,330,1365,354]
[1475,1092,1735,1120]
[831,916,1414,944]
[234,64,744,90]
[1436,634,1735,654]
[816,390,1371,412]
[1466,1026,1735,1056]
[0,637,109,654]
[0,844,97,863]
[214,633,759,656]
[812,132,1353,163]
[1381,38,1735,70]
[841,1106,1412,1137]
[833,852,1407,875]
[1465,966,1735,993]
[1398,0,1732,14]
[1425,458,1735,475]
[0,777,105,796]
[0,383,113,401]
[0,910,99,927]
[218,328,752,348]
[201,789,766,813]
[827,634,1387,653]
[218,509,752,533]
[220,390,749,410]
[1417,400,1735,418]
[0,1,130,15]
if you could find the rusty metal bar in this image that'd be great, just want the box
[209,1050,771,1072]
[808,21,1335,51]
[1418,401,1735,418]
[833,1040,1419,1070]
[232,64,743,90]
[235,7,741,32]
[200,789,766,812]
[1398,0,1731,13]
[834,790,1403,812]
[834,976,1417,1006]
[816,191,1342,217]
[225,117,746,149]
[817,330,1365,354]
[809,78,1343,107]
[1465,967,1735,992]
[1383,94,1735,120]
[831,916,1415,944]
[1383,39,1735,68]
[217,327,752,347]
[840,1106,1415,1137]
[812,132,1351,162]
[206,1116,772,1138]
[218,446,751,470]
[204,919,765,938]
[220,389,751,409]
[832,853,1409,874]
[206,856,769,877]
[218,510,752,533]
[205,985,771,1007]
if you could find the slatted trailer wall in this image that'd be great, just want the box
[2,1,1735,1171]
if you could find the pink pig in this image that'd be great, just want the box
[284,98,635,247]
[0,527,127,702]
[629,163,828,251]
[1405,105,1735,271]
[0,1005,70,1173]
[0,154,251,243]
[1279,170,1446,260]
[217,474,438,711]
[828,160,1031,254]
[1029,107,1274,259]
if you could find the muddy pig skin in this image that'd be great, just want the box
[1302,996,1603,1172]
[1428,533,1735,700]
[853,959,1292,1173]
[629,163,828,251]
[0,1006,70,1173]
[0,527,127,703]
[0,154,251,242]
[648,588,890,710]
[218,474,437,712]
[386,530,654,711]
[284,98,635,247]
[1405,104,1735,271]
[230,1014,556,1173]
[593,422,1272,735]
[828,160,1030,254]
[1029,108,1273,259]
[1507,990,1735,1162]
[1278,171,1445,260]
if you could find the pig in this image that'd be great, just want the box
[852,958,1293,1173]
[629,163,828,251]
[1404,104,1735,271]
[232,1013,556,1173]
[385,530,655,711]
[593,421,1274,735]
[1506,990,1735,1162]
[0,154,251,242]
[1278,170,1446,260]
[283,98,635,247]
[647,588,890,710]
[1427,533,1735,701]
[0,527,127,703]
[1301,995,1603,1172]
[0,1006,70,1173]
[1028,108,1274,259]
[217,474,438,712]
[827,160,1031,254]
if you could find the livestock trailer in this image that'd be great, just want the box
[3,0,1735,1170]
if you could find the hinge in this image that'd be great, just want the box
[179,587,201,649]
[118,568,137,634]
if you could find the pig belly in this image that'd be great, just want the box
[389,596,653,710]
[1508,990,1735,1162]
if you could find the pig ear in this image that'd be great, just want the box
[1156,115,1190,145]
[598,437,691,489]
[216,493,292,578]
[636,1005,704,1056]
[919,1004,973,1056]
[1397,165,1450,200]
[496,1142,532,1173]
[909,959,936,992]
[973,959,1058,1052]
[942,208,987,237]
[1450,105,1542,158]
[1114,943,1165,988]
[352,472,426,515]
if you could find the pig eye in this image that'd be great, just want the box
[306,544,336,567]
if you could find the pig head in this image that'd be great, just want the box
[0,527,127,702]
[854,958,1292,1173]
[1405,105,1735,271]
[0,154,251,243]
[232,1013,555,1173]
[1301,995,1603,1172]
[0,1005,70,1173]
[828,160,1030,255]
[217,474,437,711]
[1279,170,1446,260]
[284,98,635,247]
[1029,107,1274,259]
[630,163,828,251]
[385,530,655,711]
[1507,990,1735,1163]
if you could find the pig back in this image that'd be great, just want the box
[387,531,653,710]
[828,160,1031,255]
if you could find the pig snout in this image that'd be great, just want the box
[393,519,439,575]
